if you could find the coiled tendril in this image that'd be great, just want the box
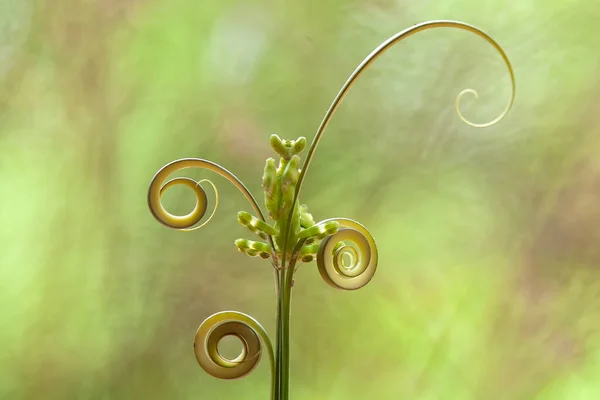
[315,219,378,290]
[194,311,276,397]
[147,158,269,231]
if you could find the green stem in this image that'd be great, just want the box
[281,254,300,400]
[275,268,284,400]
[273,255,296,400]
[281,271,293,400]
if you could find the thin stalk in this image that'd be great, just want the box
[275,266,286,400]
[280,254,299,400]
[280,274,292,399]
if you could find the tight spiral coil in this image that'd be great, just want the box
[194,311,274,381]
[316,218,378,290]
[147,158,268,231]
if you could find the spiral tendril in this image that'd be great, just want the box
[194,311,275,385]
[155,178,218,231]
[148,158,268,230]
[315,218,378,290]
[281,20,515,261]
[455,88,498,128]
[301,20,515,192]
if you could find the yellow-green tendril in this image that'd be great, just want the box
[194,311,276,399]
[315,219,378,290]
[148,158,268,230]
[156,178,217,231]
[148,157,280,290]
[281,20,516,261]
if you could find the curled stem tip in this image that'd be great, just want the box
[281,20,515,260]
[194,311,275,386]
[147,158,268,230]
[315,218,378,290]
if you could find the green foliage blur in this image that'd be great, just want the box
[1,0,600,399]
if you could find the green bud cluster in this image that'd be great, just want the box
[234,134,340,264]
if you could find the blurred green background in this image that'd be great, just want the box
[1,0,600,399]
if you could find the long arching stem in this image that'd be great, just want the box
[280,20,516,261]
